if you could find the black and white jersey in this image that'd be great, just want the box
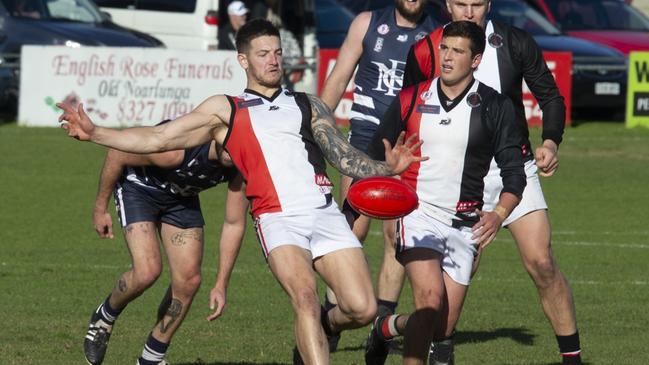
[403,20,566,154]
[123,141,235,197]
[368,77,526,226]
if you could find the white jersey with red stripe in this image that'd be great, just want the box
[224,88,333,218]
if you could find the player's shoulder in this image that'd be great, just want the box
[493,20,534,43]
[351,10,373,32]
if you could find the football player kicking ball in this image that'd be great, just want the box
[59,19,426,365]
[356,21,526,365]
[84,128,247,365]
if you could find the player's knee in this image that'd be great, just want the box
[343,298,376,325]
[173,272,202,298]
[133,264,162,289]
[415,290,444,313]
[291,287,320,315]
[526,255,559,286]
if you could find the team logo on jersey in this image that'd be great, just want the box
[420,90,434,100]
[415,32,428,41]
[466,92,482,108]
[268,105,280,111]
[488,33,504,48]
[377,24,390,35]
[374,37,384,52]
[397,34,409,42]
[416,104,440,114]
[237,98,263,109]
[439,118,451,125]
[284,90,294,96]
[371,59,406,96]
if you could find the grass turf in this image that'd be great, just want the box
[0,122,648,364]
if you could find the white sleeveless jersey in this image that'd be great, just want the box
[224,88,333,218]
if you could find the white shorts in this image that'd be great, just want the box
[483,159,548,226]
[253,201,362,260]
[395,207,477,286]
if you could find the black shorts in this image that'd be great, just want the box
[113,180,204,229]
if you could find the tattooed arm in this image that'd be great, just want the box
[308,94,425,179]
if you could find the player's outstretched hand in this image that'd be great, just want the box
[57,102,95,141]
[383,132,428,175]
[93,210,114,239]
[206,285,227,321]
[535,140,559,177]
[472,209,503,248]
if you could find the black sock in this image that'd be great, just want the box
[377,299,397,317]
[320,306,339,336]
[556,331,581,362]
[138,333,169,365]
[96,295,122,325]
[324,295,336,312]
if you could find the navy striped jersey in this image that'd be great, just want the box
[124,141,234,197]
[368,77,526,226]
[350,6,436,125]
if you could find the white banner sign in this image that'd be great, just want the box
[18,46,245,127]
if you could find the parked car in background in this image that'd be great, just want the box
[490,0,628,118]
[0,0,163,112]
[94,0,219,51]
[525,0,649,55]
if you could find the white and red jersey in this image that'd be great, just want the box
[224,88,333,218]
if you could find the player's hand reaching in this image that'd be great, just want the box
[93,210,114,239]
[57,102,95,141]
[471,209,504,248]
[206,285,227,321]
[384,132,428,175]
[535,140,559,177]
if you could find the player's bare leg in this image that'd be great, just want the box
[316,247,377,332]
[269,245,329,365]
[402,249,445,365]
[85,222,162,365]
[154,225,203,342]
[428,273,469,365]
[509,210,581,363]
[509,210,577,334]
[376,219,406,315]
[138,224,203,364]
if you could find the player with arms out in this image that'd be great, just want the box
[60,19,426,365]
[402,1,581,364]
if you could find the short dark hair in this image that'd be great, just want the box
[442,21,486,57]
[235,19,280,53]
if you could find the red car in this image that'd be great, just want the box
[526,0,649,55]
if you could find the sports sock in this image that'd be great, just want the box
[320,306,339,337]
[377,299,397,317]
[138,333,169,365]
[324,295,337,312]
[556,331,581,364]
[378,314,401,340]
[96,295,123,325]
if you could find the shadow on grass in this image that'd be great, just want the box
[455,326,536,346]
[174,362,289,365]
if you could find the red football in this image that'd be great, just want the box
[347,177,418,219]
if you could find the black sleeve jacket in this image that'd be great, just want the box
[402,21,565,149]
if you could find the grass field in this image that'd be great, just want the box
[1,121,648,365]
